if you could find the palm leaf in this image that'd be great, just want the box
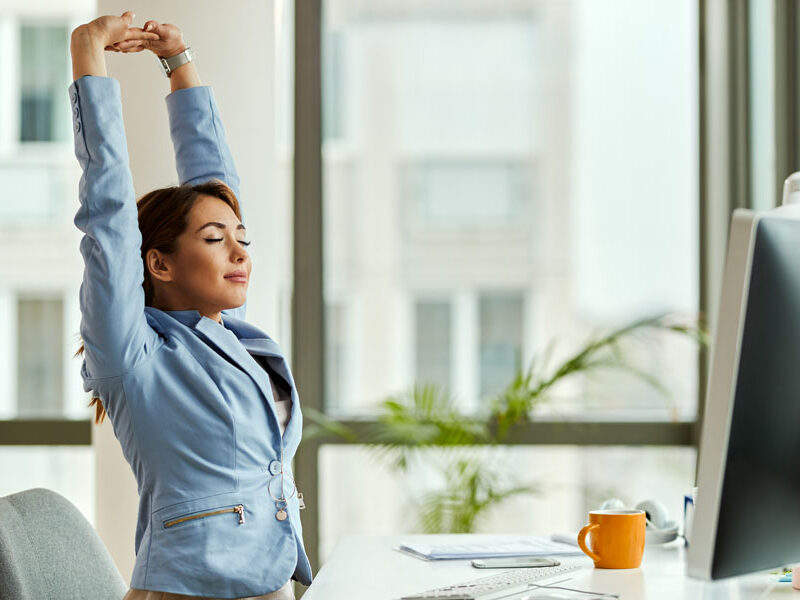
[490,313,706,439]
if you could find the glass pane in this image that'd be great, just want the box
[17,298,64,416]
[0,446,94,524]
[415,301,451,390]
[319,444,695,562]
[322,0,699,420]
[479,293,524,398]
[404,162,527,228]
[748,0,776,210]
[325,303,346,410]
[20,25,70,143]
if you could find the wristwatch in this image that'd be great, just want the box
[158,47,194,78]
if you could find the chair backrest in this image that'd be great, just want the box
[0,488,127,600]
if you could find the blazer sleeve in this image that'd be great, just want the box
[166,86,246,321]
[71,76,161,380]
[165,86,241,202]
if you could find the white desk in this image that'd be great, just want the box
[303,534,799,599]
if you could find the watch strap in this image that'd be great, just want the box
[159,47,194,77]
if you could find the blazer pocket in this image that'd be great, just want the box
[163,503,245,529]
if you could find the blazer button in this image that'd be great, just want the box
[268,460,281,475]
[74,120,81,133]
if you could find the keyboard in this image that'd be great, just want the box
[399,563,582,599]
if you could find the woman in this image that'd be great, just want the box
[69,12,311,600]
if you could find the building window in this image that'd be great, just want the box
[325,302,345,411]
[322,28,346,142]
[17,297,63,416]
[20,24,70,143]
[415,300,452,390]
[403,161,528,229]
[479,292,524,398]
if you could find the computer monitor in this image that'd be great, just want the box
[687,204,800,579]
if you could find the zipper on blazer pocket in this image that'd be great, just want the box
[163,504,245,528]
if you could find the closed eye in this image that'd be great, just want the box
[205,238,251,246]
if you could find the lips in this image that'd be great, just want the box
[224,270,247,283]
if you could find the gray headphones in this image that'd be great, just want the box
[599,498,679,544]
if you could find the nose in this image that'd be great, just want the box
[230,240,249,263]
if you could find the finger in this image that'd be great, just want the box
[124,28,160,41]
[144,20,159,33]
[120,10,135,26]
[113,39,143,51]
[121,45,147,53]
[114,39,146,51]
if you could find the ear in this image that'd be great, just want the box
[145,248,174,284]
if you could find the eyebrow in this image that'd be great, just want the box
[195,222,247,233]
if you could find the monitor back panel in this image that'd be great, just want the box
[712,216,800,578]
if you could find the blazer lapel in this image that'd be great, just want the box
[194,316,282,433]
[151,308,301,447]
[223,316,303,450]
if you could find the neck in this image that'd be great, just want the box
[150,299,222,324]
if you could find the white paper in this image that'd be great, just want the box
[396,537,584,560]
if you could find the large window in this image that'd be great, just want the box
[308,0,701,565]
[321,0,699,420]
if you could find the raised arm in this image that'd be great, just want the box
[115,22,241,204]
[115,21,245,321]
[71,14,162,379]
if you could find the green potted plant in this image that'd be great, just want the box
[305,314,707,533]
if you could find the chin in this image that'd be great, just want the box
[224,296,247,310]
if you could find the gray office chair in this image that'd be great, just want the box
[0,488,127,600]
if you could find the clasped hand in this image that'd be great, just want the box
[73,11,186,59]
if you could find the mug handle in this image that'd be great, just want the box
[577,523,601,562]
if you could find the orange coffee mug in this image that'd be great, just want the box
[577,509,645,569]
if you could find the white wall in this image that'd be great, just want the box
[94,0,282,581]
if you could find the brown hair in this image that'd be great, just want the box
[75,180,242,424]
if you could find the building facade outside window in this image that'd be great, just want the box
[317,0,699,561]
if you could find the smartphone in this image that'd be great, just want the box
[471,557,560,569]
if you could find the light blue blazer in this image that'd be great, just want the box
[69,75,312,598]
